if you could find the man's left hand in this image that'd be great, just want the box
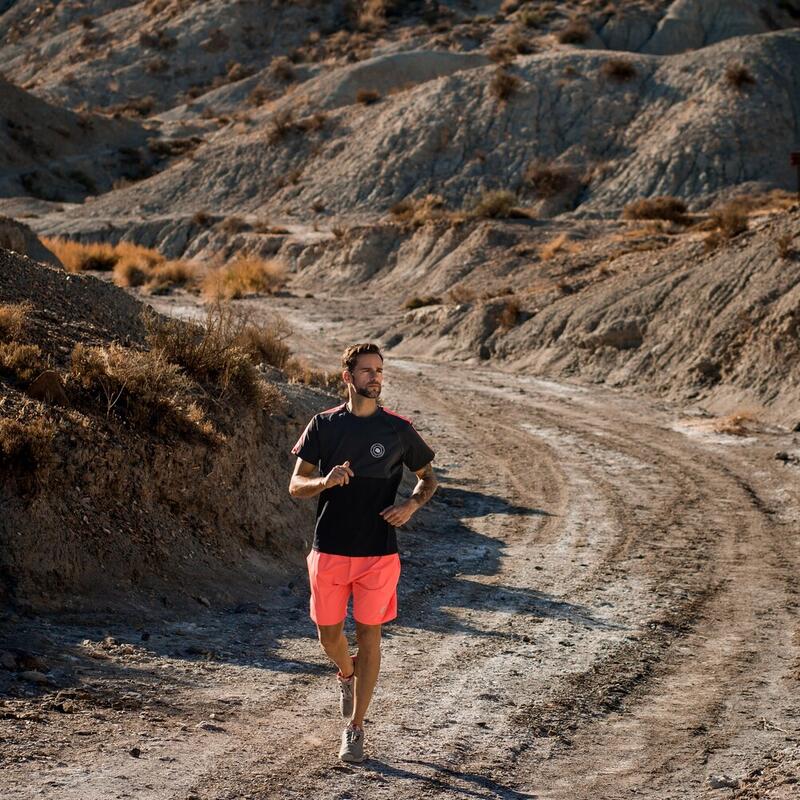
[379,498,419,527]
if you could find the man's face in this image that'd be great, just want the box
[346,353,383,399]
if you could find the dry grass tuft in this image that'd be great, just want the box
[0,302,32,342]
[201,256,286,301]
[601,58,637,82]
[490,68,521,101]
[404,295,441,310]
[623,196,689,224]
[390,194,453,227]
[284,357,340,391]
[724,63,755,90]
[539,232,579,261]
[525,161,578,198]
[143,306,283,410]
[471,189,517,219]
[43,237,118,272]
[0,342,46,382]
[777,233,794,259]
[497,299,520,330]
[448,285,477,304]
[0,416,54,469]
[710,411,758,436]
[557,18,590,44]
[356,89,381,105]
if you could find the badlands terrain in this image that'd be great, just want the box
[1,1,800,798]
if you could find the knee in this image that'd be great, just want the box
[355,624,381,653]
[317,625,342,649]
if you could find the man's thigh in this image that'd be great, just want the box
[307,551,352,625]
[352,554,401,625]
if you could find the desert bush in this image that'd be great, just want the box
[622,196,689,224]
[70,342,214,436]
[724,63,755,90]
[42,237,118,272]
[139,30,176,50]
[0,302,32,342]
[143,306,283,409]
[490,68,521,101]
[520,6,551,27]
[524,161,577,198]
[146,260,200,293]
[487,42,515,64]
[234,316,292,370]
[270,56,296,82]
[557,19,590,44]
[497,299,520,330]
[390,194,451,227]
[777,233,794,259]
[284,357,341,391]
[711,411,758,436]
[226,61,252,82]
[508,28,534,55]
[192,210,214,227]
[448,285,477,304]
[248,85,271,106]
[539,232,578,260]
[404,295,441,310]
[148,136,202,158]
[0,342,45,382]
[0,416,54,469]
[471,189,517,219]
[601,58,636,82]
[202,256,286,301]
[356,88,381,105]
[217,216,251,234]
[710,202,749,239]
[145,56,168,75]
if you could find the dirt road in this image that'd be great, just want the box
[2,293,799,799]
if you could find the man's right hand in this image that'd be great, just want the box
[323,460,354,489]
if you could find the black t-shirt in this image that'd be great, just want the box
[291,404,435,556]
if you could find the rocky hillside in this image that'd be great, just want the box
[0,246,329,612]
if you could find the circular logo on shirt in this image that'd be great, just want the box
[370,443,386,458]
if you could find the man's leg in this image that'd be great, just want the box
[351,622,381,727]
[317,621,354,677]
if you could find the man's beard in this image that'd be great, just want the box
[356,384,381,399]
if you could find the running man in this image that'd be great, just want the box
[288,343,437,762]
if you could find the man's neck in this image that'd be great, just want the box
[347,394,378,417]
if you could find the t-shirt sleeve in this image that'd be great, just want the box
[402,424,435,472]
[291,416,321,466]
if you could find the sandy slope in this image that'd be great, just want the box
[2,293,798,799]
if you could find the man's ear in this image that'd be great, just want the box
[342,369,351,385]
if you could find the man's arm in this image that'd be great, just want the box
[289,457,353,498]
[380,462,438,527]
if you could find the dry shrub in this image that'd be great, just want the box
[390,194,452,227]
[218,216,250,234]
[143,307,282,410]
[404,295,441,310]
[0,416,54,469]
[284,357,340,391]
[507,28,534,55]
[0,342,45,382]
[497,299,520,330]
[448,285,477,304]
[724,63,755,90]
[601,58,636,82]
[202,257,286,301]
[711,411,758,436]
[270,55,296,82]
[525,161,577,198]
[557,19,590,44]
[42,237,118,272]
[622,196,689,224]
[710,202,749,238]
[192,210,214,227]
[777,233,794,259]
[139,29,176,50]
[539,232,578,260]
[490,68,521,101]
[487,42,515,64]
[520,6,551,27]
[471,189,517,219]
[0,302,32,341]
[147,260,200,293]
[234,316,292,370]
[71,342,214,437]
[356,88,381,105]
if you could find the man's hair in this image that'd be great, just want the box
[342,343,383,373]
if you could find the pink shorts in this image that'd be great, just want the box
[306,551,401,626]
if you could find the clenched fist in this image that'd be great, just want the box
[324,460,354,489]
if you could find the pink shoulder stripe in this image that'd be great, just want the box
[382,407,413,424]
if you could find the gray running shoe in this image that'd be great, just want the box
[339,723,365,763]
[337,671,354,719]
